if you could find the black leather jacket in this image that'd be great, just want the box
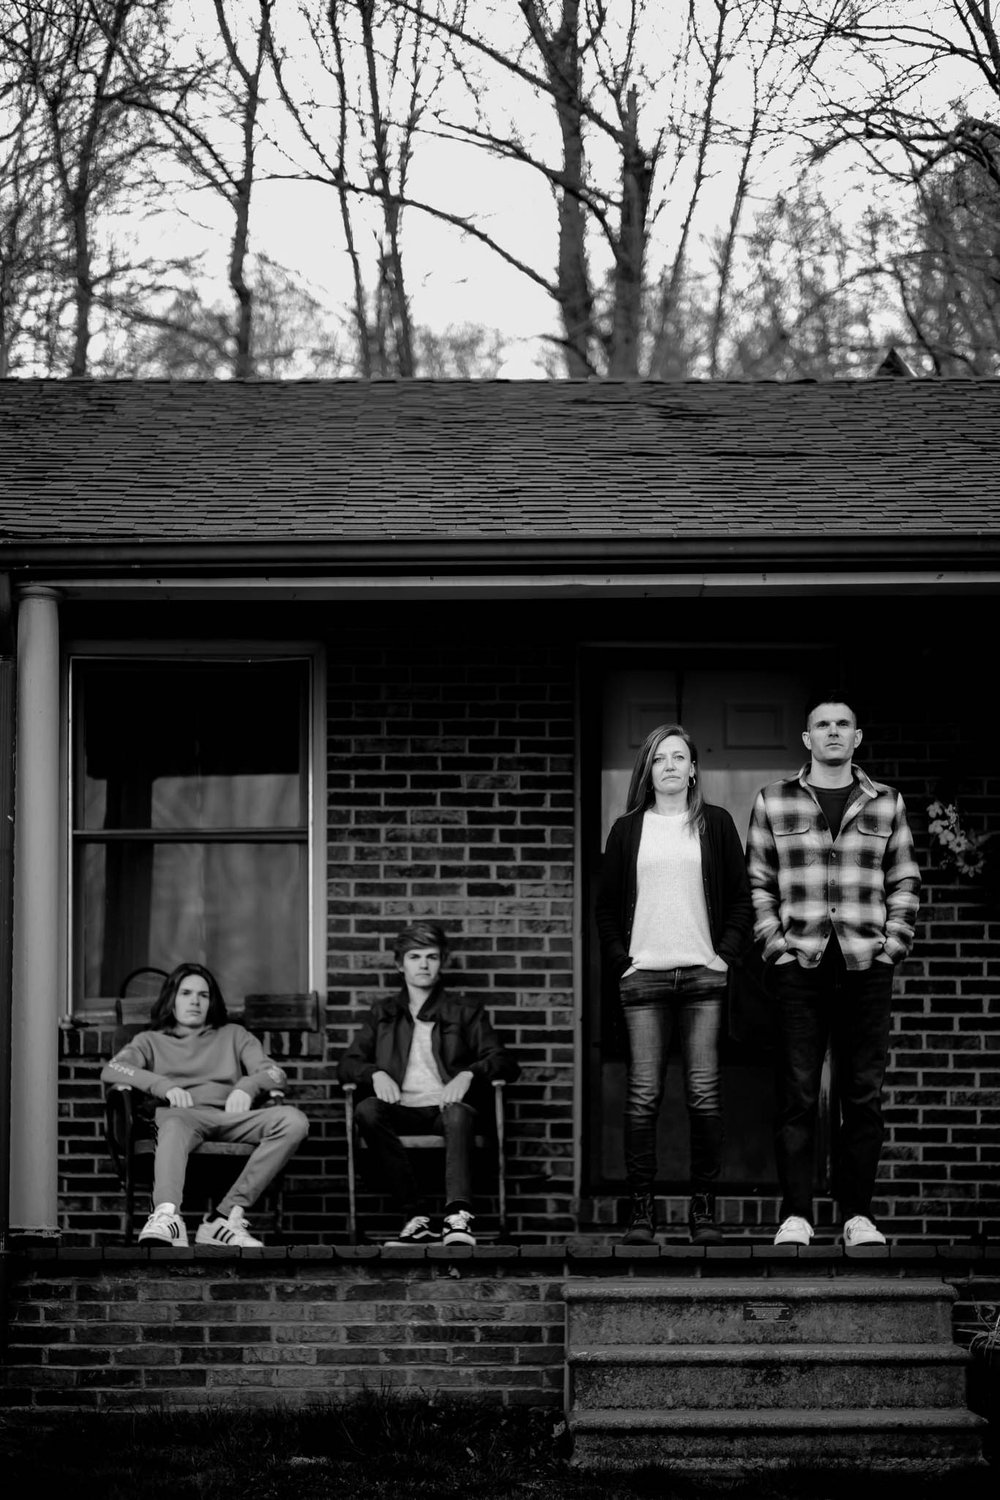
[337,984,519,1096]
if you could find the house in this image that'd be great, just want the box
[1,377,999,1249]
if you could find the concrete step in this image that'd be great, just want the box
[568,1341,969,1411]
[563,1277,956,1346]
[567,1406,988,1475]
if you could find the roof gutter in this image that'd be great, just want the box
[2,532,1000,579]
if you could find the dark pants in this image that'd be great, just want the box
[354,1096,475,1216]
[772,943,894,1223]
[620,966,727,1195]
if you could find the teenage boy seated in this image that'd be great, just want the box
[338,920,518,1245]
[101,962,309,1247]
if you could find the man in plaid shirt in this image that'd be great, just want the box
[746,694,920,1249]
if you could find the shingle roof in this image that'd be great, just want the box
[1,378,999,555]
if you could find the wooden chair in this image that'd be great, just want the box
[340,1079,509,1244]
[103,988,320,1243]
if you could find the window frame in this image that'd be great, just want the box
[64,639,325,1019]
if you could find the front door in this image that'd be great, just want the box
[583,646,835,1199]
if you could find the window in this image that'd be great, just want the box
[70,655,312,1013]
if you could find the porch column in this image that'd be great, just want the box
[10,586,61,1234]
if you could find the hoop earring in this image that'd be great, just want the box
[689,774,696,787]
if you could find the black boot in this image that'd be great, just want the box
[689,1192,723,1245]
[621,1191,656,1245]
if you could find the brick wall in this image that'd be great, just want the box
[3,1252,567,1410]
[56,631,578,1246]
[322,636,578,1240]
[53,625,999,1245]
[868,701,1000,1242]
[5,1250,998,1414]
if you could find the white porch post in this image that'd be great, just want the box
[10,585,61,1233]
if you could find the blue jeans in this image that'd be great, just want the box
[771,943,894,1222]
[620,966,727,1194]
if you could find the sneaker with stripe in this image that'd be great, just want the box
[195,1206,263,1248]
[386,1214,439,1245]
[138,1203,188,1247]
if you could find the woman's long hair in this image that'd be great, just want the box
[625,722,706,834]
[150,962,228,1031]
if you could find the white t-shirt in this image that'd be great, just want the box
[628,809,718,970]
[400,1012,445,1107]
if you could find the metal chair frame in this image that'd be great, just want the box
[341,1079,508,1244]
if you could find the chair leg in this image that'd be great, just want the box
[495,1084,508,1241]
[345,1089,358,1243]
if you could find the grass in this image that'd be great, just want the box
[0,1392,996,1500]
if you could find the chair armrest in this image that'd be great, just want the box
[104,1084,137,1181]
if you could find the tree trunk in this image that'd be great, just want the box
[609,87,652,378]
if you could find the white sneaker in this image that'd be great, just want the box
[843,1215,887,1247]
[195,1206,263,1248]
[774,1214,814,1246]
[138,1203,188,1247]
[442,1209,476,1246]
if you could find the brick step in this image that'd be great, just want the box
[563,1277,956,1346]
[568,1342,969,1411]
[567,1407,988,1475]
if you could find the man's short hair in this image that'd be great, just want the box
[392,920,449,963]
[804,691,860,728]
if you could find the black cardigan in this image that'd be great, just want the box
[594,803,754,982]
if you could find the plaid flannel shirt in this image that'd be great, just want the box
[746,763,921,971]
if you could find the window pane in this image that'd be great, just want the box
[80,841,307,1006]
[79,661,307,830]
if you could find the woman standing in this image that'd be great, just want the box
[595,725,752,1244]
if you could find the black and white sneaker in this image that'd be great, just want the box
[138,1202,188,1246]
[386,1214,439,1245]
[195,1206,263,1248]
[442,1209,475,1246]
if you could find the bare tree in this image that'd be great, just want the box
[882,146,1000,374]
[794,1,1000,187]
[789,1,1000,371]
[121,0,277,378]
[283,2,825,377]
[268,1,459,375]
[100,253,347,375]
[0,49,59,374]
[1,0,182,376]
[414,319,505,375]
[718,188,894,377]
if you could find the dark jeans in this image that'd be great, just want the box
[772,945,895,1223]
[354,1096,475,1216]
[620,966,727,1195]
